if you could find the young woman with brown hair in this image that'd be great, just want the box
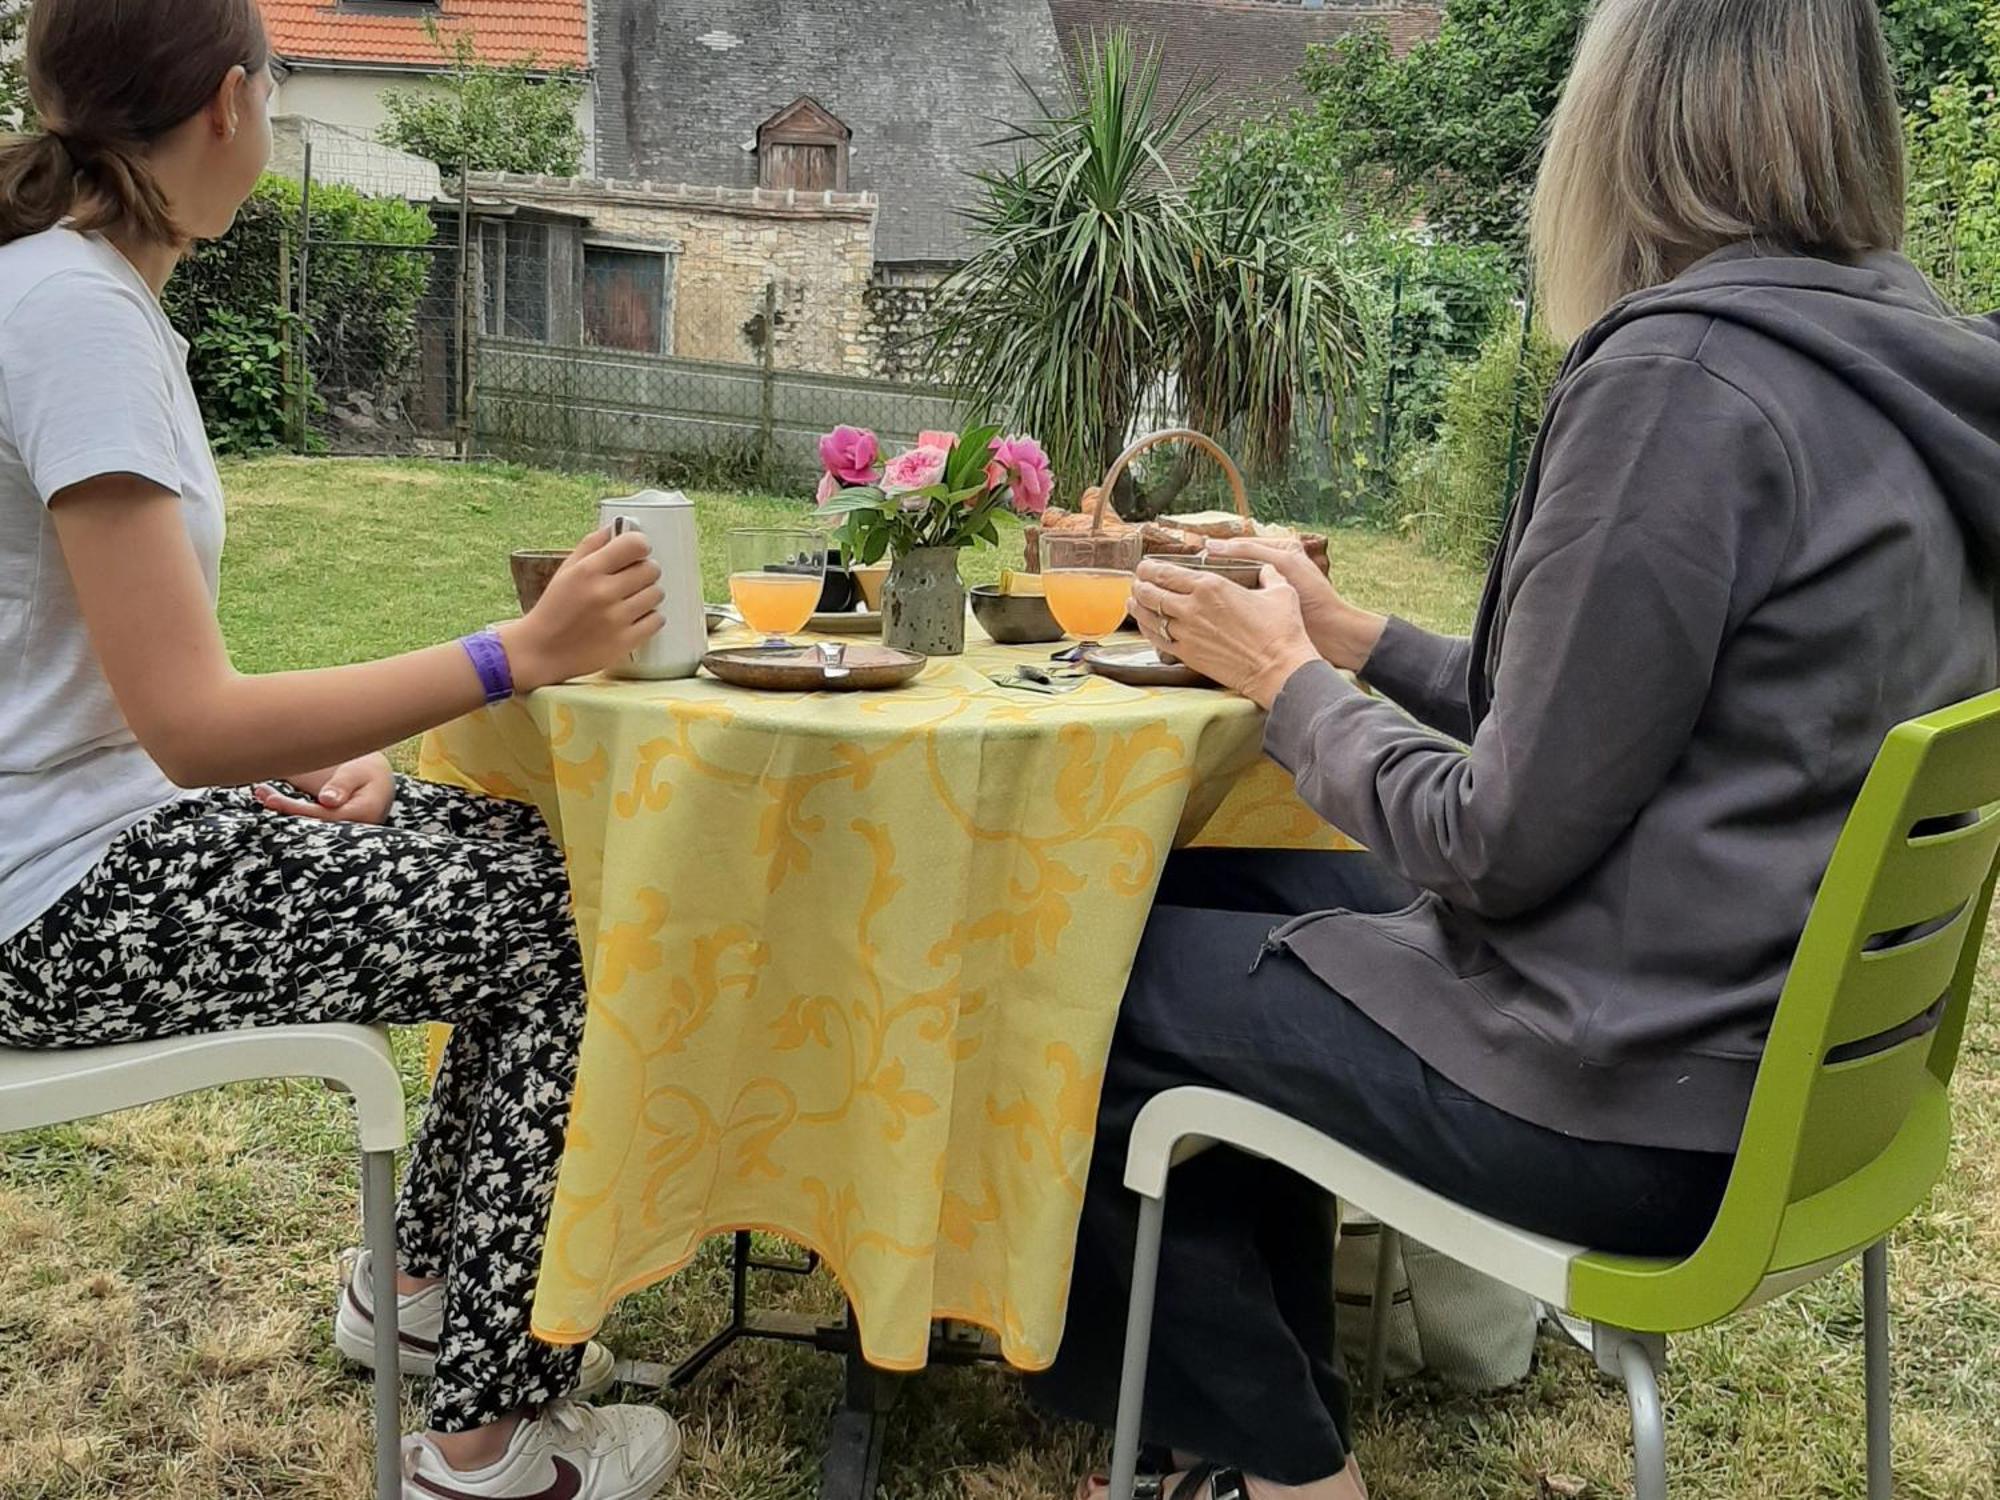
[0,3,680,1495]
[1040,0,2000,1494]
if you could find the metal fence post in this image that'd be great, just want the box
[1500,271,1536,521]
[454,163,474,461]
[294,142,314,455]
[278,223,300,452]
[759,280,778,476]
[1377,267,1403,488]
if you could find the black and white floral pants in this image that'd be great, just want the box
[0,777,588,1433]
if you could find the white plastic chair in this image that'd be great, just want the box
[0,1025,407,1500]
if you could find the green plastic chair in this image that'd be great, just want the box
[1106,688,2000,1500]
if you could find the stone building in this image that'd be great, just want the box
[586,0,1441,377]
[466,174,882,375]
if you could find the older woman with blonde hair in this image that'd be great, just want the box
[1035,0,2000,1496]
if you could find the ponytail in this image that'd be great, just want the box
[0,133,80,245]
[0,130,182,248]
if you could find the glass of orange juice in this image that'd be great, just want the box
[728,528,827,647]
[1042,531,1145,658]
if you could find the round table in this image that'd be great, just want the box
[418,626,1354,1372]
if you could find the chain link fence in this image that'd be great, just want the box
[282,145,473,457]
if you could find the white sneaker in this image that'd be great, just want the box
[401,1401,682,1499]
[336,1250,616,1401]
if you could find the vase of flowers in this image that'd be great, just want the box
[814,423,1053,656]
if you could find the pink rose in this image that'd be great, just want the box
[818,425,881,486]
[989,434,1054,516]
[881,444,951,496]
[918,429,961,453]
[815,469,841,506]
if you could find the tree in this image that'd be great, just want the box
[0,0,29,132]
[1882,0,1994,103]
[929,31,1365,514]
[1297,0,1591,246]
[379,28,585,177]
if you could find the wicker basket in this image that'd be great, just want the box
[1023,428,1331,575]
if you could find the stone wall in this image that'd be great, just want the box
[861,262,953,382]
[469,174,881,376]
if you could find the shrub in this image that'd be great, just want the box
[191,307,301,455]
[1396,314,1563,566]
[166,175,436,452]
[1904,2,2000,313]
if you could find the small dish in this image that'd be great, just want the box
[850,563,890,612]
[969,585,1065,645]
[1082,645,1213,690]
[703,643,926,692]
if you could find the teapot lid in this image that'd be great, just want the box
[606,489,692,508]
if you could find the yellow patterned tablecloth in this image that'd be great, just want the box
[417,630,1353,1371]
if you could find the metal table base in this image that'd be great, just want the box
[610,1232,1000,1500]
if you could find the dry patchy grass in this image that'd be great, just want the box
[0,461,1989,1498]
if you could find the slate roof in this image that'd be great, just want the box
[592,0,1069,264]
[258,0,588,70]
[1051,0,1440,156]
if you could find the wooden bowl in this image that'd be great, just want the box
[511,549,571,614]
[969,585,1066,645]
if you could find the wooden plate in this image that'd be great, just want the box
[808,609,885,637]
[702,644,926,692]
[1082,645,1213,689]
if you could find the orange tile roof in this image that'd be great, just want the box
[259,1,588,71]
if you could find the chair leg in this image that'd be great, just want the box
[362,1149,403,1500]
[1614,1336,1668,1500]
[1864,1240,1892,1500]
[1364,1225,1399,1407]
[1107,1190,1169,1500]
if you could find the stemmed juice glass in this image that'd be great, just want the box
[1041,531,1145,658]
[728,528,827,648]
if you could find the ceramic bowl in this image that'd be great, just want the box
[851,563,891,612]
[510,549,572,613]
[970,584,1066,645]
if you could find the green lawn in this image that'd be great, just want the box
[1,458,1992,1499]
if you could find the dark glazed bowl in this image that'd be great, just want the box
[970,584,1066,645]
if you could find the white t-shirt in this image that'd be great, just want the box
[0,228,223,943]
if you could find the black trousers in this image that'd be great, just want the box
[1028,849,1735,1485]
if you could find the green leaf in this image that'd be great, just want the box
[946,424,1003,488]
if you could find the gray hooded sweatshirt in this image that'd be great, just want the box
[1263,245,2000,1154]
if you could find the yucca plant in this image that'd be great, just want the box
[931,29,1369,516]
[928,31,1206,507]
[1178,169,1370,481]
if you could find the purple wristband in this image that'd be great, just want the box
[461,630,515,705]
